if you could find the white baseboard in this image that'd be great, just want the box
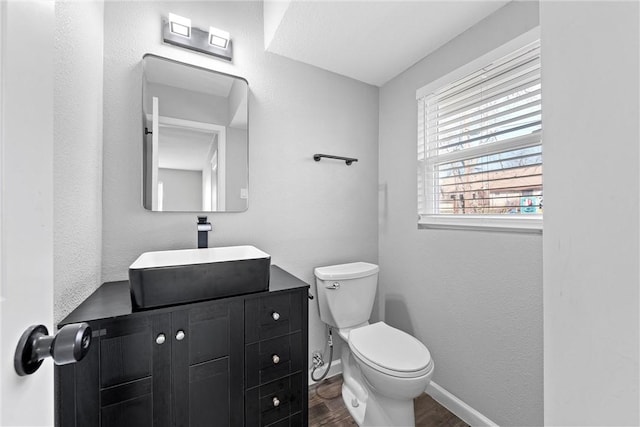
[426,381,499,427]
[308,359,342,386]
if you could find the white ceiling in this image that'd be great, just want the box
[158,126,217,170]
[264,1,510,87]
[144,55,234,97]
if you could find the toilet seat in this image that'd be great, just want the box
[348,322,433,378]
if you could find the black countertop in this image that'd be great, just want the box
[59,265,310,328]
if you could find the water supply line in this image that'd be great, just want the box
[311,327,334,382]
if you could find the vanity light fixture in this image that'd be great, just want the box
[162,14,232,61]
[209,27,230,49]
[168,13,191,38]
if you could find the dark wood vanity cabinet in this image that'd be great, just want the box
[244,292,308,426]
[56,266,308,427]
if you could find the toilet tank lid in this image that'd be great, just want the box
[314,262,379,280]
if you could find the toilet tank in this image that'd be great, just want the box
[314,262,379,329]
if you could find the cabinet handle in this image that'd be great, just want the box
[156,334,166,345]
[175,330,185,341]
[272,354,280,364]
[271,312,280,321]
[272,397,280,407]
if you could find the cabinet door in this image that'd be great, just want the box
[56,320,100,427]
[172,299,244,427]
[99,313,171,427]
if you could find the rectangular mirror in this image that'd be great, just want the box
[142,54,248,212]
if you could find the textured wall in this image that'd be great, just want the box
[378,2,542,425]
[102,1,379,368]
[53,1,104,323]
[542,2,640,424]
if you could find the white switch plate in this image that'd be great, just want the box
[240,188,248,199]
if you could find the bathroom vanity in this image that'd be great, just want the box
[55,265,309,427]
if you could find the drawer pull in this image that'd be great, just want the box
[272,396,280,407]
[175,330,185,341]
[156,334,166,345]
[272,354,280,364]
[271,312,280,321]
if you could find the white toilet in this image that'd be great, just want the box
[314,262,434,427]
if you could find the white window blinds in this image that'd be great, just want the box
[418,40,542,224]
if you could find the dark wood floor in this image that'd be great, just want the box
[309,375,469,427]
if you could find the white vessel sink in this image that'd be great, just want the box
[129,246,271,309]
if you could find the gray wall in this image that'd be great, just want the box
[542,2,639,425]
[226,127,248,211]
[158,168,202,212]
[54,1,104,322]
[102,1,379,368]
[378,2,542,426]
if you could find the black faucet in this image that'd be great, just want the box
[197,216,212,249]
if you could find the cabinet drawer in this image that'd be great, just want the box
[245,373,303,427]
[245,291,303,343]
[258,293,292,325]
[245,332,303,388]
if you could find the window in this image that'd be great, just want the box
[417,36,542,231]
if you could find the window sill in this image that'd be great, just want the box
[418,214,542,233]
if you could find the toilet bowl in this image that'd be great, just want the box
[314,262,434,426]
[350,322,434,399]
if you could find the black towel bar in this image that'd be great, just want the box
[313,154,358,165]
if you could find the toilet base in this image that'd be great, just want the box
[342,378,417,427]
[342,382,367,425]
[361,390,416,426]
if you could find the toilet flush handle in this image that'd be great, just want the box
[326,282,340,290]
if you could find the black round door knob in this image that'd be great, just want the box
[14,322,91,376]
[52,323,92,365]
